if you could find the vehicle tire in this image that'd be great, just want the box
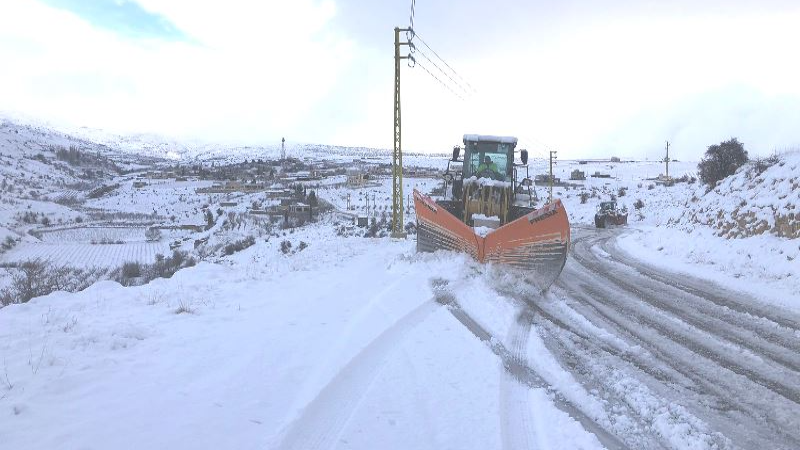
[595,216,603,228]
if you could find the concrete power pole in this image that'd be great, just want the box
[391,26,412,239]
[664,140,670,179]
[549,150,558,204]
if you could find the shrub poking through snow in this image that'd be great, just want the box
[698,138,749,187]
[174,299,195,315]
[0,260,108,306]
[223,236,256,256]
[752,154,780,176]
[634,199,645,210]
[111,250,196,287]
[121,261,141,279]
[2,236,16,251]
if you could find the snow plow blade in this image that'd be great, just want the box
[414,190,570,290]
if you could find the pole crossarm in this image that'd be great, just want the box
[548,150,558,204]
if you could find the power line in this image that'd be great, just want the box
[413,58,466,101]
[413,31,476,94]
[518,135,558,161]
[403,15,565,158]
[413,46,471,97]
[407,0,415,40]
[521,134,557,154]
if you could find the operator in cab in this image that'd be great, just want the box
[476,155,499,178]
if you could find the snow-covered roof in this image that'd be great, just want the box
[463,134,518,145]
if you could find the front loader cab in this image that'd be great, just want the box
[434,134,536,228]
[598,201,617,212]
[463,135,516,182]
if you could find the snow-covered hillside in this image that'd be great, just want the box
[591,153,799,308]
[2,113,446,164]
[676,152,800,239]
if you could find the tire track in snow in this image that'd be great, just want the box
[275,299,440,450]
[527,301,705,450]
[554,230,800,449]
[499,311,539,450]
[489,282,676,450]
[575,235,800,383]
[607,234,800,335]
[568,270,799,438]
[571,237,800,409]
[396,348,441,449]
[431,280,628,450]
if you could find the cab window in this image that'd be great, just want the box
[467,142,509,180]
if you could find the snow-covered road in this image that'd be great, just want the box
[542,228,800,449]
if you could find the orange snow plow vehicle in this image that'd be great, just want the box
[414,134,571,290]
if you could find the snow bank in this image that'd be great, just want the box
[617,226,800,310]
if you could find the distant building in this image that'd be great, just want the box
[534,174,560,184]
[346,168,367,187]
[569,169,586,180]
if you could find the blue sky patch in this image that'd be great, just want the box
[39,0,188,41]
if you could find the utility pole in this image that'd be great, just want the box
[664,140,670,179]
[391,26,412,239]
[548,150,558,204]
[281,137,286,161]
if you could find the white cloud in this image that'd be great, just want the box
[342,8,800,158]
[2,1,799,158]
[0,0,353,144]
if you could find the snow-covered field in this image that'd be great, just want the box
[1,241,169,268]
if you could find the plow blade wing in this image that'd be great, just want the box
[414,190,481,261]
[414,190,570,290]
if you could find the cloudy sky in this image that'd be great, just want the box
[1,0,799,159]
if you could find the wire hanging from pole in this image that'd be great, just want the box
[407,0,415,41]
[413,46,471,97]
[412,57,466,101]
[413,31,476,94]
[400,5,564,158]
